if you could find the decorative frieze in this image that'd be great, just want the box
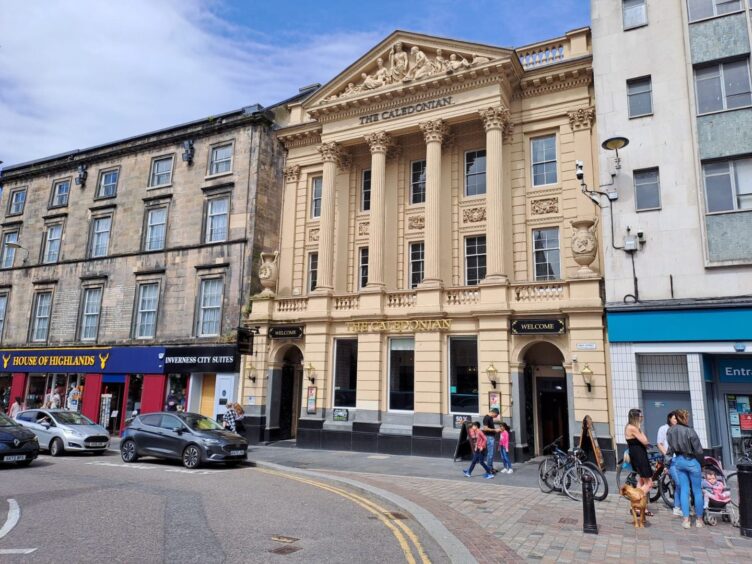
[462,207,487,223]
[568,107,596,131]
[531,198,559,215]
[408,215,425,230]
[308,228,320,242]
[358,222,369,236]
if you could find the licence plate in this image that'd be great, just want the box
[230,450,245,456]
[3,455,26,462]
[89,442,108,447]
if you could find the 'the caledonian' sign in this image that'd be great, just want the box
[359,96,454,125]
[510,318,566,335]
[269,325,305,339]
[346,319,452,333]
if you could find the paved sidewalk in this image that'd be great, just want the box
[249,444,752,563]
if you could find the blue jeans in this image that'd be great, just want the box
[500,446,511,470]
[467,450,492,475]
[485,436,496,469]
[668,458,680,509]
[674,456,703,519]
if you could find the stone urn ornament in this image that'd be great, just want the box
[257,251,279,297]
[570,218,599,278]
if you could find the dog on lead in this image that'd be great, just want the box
[620,484,648,528]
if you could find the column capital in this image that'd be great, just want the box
[283,165,300,183]
[479,105,512,133]
[319,141,351,170]
[365,131,393,154]
[568,107,595,131]
[419,119,449,144]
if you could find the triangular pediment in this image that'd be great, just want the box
[306,31,515,109]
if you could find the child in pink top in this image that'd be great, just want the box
[499,423,513,473]
[463,422,494,479]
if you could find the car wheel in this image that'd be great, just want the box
[182,445,201,469]
[121,439,139,463]
[49,438,64,457]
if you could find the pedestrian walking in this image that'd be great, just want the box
[8,396,22,418]
[625,408,653,503]
[223,403,238,433]
[233,403,246,434]
[666,409,705,529]
[463,422,494,479]
[499,422,513,473]
[657,411,682,516]
[482,407,500,472]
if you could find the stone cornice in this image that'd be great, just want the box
[276,125,323,150]
[515,64,593,100]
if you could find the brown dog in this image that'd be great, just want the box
[620,484,647,528]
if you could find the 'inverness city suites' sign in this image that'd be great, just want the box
[163,345,238,372]
[511,318,566,335]
[359,96,454,125]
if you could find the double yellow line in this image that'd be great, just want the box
[257,468,430,564]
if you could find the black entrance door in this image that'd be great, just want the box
[278,364,295,440]
[538,377,569,451]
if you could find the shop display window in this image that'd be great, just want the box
[726,394,752,461]
[389,338,414,411]
[333,339,357,408]
[126,374,144,418]
[0,374,11,413]
[449,337,479,413]
[165,374,189,412]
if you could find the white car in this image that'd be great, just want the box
[15,409,110,456]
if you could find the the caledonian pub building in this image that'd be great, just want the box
[246,29,614,464]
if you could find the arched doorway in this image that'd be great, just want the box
[277,346,303,440]
[522,342,569,455]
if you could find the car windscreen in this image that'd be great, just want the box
[182,414,223,431]
[52,412,95,425]
[0,413,17,427]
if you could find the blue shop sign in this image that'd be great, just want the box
[0,347,164,374]
[718,358,752,383]
[607,308,752,342]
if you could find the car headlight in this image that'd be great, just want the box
[201,438,222,446]
[63,429,84,438]
[31,436,39,442]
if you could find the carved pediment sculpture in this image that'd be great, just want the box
[322,42,498,103]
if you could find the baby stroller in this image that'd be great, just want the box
[700,457,739,527]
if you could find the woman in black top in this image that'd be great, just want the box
[625,408,653,505]
[666,409,705,529]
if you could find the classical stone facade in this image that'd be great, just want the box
[246,30,612,463]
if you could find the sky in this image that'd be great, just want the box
[0,0,590,167]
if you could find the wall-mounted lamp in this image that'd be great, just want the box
[75,164,88,187]
[182,140,195,165]
[581,363,594,393]
[5,241,29,265]
[601,136,629,171]
[248,366,257,383]
[485,362,498,389]
[306,362,315,384]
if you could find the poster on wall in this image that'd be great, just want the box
[729,411,740,425]
[488,392,500,412]
[740,413,752,431]
[99,394,112,428]
[731,426,742,438]
[306,386,317,414]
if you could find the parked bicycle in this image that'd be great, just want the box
[538,436,609,502]
[616,446,665,503]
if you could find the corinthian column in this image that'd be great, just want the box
[479,106,511,283]
[315,141,349,293]
[364,131,391,290]
[418,119,449,288]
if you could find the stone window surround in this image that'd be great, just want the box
[206,139,235,178]
[532,226,561,281]
[142,201,170,252]
[1,228,20,270]
[40,220,65,264]
[464,233,486,286]
[0,287,10,343]
[6,187,27,217]
[148,154,175,188]
[463,148,487,198]
[77,282,105,343]
[87,209,115,259]
[28,284,56,344]
[407,239,424,289]
[48,177,71,209]
[360,168,371,212]
[131,276,162,340]
[527,131,560,189]
[194,273,226,338]
[95,166,121,200]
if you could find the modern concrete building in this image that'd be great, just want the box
[592,0,752,465]
[0,101,294,432]
[246,29,615,464]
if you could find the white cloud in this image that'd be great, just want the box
[0,0,380,166]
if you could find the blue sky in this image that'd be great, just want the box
[0,0,590,167]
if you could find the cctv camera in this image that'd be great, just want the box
[575,160,584,180]
[637,229,644,239]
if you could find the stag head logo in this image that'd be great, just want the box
[98,353,110,369]
[2,354,10,369]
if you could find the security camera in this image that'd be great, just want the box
[575,160,585,181]
[636,229,645,241]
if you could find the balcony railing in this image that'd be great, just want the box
[334,295,359,311]
[445,287,480,306]
[518,42,565,70]
[276,297,308,313]
[385,291,417,309]
[510,281,567,302]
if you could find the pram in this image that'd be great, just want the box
[700,457,739,527]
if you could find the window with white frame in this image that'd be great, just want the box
[634,168,661,211]
[531,135,558,186]
[79,286,102,341]
[359,247,369,289]
[31,291,52,342]
[205,196,229,243]
[333,339,358,408]
[134,283,159,339]
[533,227,561,281]
[389,338,414,411]
[42,224,63,263]
[465,236,486,286]
[145,206,167,251]
[449,337,478,413]
[308,253,318,292]
[209,143,233,175]
[410,160,426,204]
[695,59,752,114]
[361,169,371,211]
[311,177,323,218]
[465,150,486,196]
[8,188,26,215]
[50,179,70,207]
[627,77,653,118]
[197,278,223,337]
[97,169,119,198]
[703,158,752,212]
[409,241,424,289]
[623,0,647,29]
[89,215,112,258]
[149,156,173,187]
[1,231,19,269]
[688,0,742,22]
[0,293,8,341]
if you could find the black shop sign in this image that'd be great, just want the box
[163,345,239,372]
[510,318,566,335]
[268,325,304,339]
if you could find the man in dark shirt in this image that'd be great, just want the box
[482,407,500,472]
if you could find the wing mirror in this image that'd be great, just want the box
[41,421,51,428]
[172,426,184,435]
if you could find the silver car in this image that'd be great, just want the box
[15,409,110,456]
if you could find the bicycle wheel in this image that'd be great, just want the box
[538,458,556,494]
[648,472,662,503]
[659,471,675,509]
[562,465,598,502]
[583,461,609,501]
[726,472,739,508]
[615,458,638,489]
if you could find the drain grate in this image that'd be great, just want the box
[269,546,302,555]
[272,535,299,544]
[559,517,578,525]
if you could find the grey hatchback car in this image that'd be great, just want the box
[15,409,110,456]
[120,411,247,469]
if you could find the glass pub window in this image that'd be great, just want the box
[465,236,486,286]
[627,77,653,117]
[389,338,414,411]
[533,227,561,281]
[531,135,557,186]
[333,339,357,408]
[695,60,752,114]
[361,169,371,211]
[634,168,661,210]
[359,247,369,289]
[688,0,741,22]
[410,160,426,204]
[450,337,479,413]
[623,0,647,29]
[409,242,424,289]
[464,150,486,196]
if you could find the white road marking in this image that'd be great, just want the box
[85,460,224,476]
[0,548,37,554]
[0,499,20,539]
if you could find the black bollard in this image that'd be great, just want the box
[582,471,598,534]
[739,463,752,538]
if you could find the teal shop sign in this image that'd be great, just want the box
[718,358,752,383]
